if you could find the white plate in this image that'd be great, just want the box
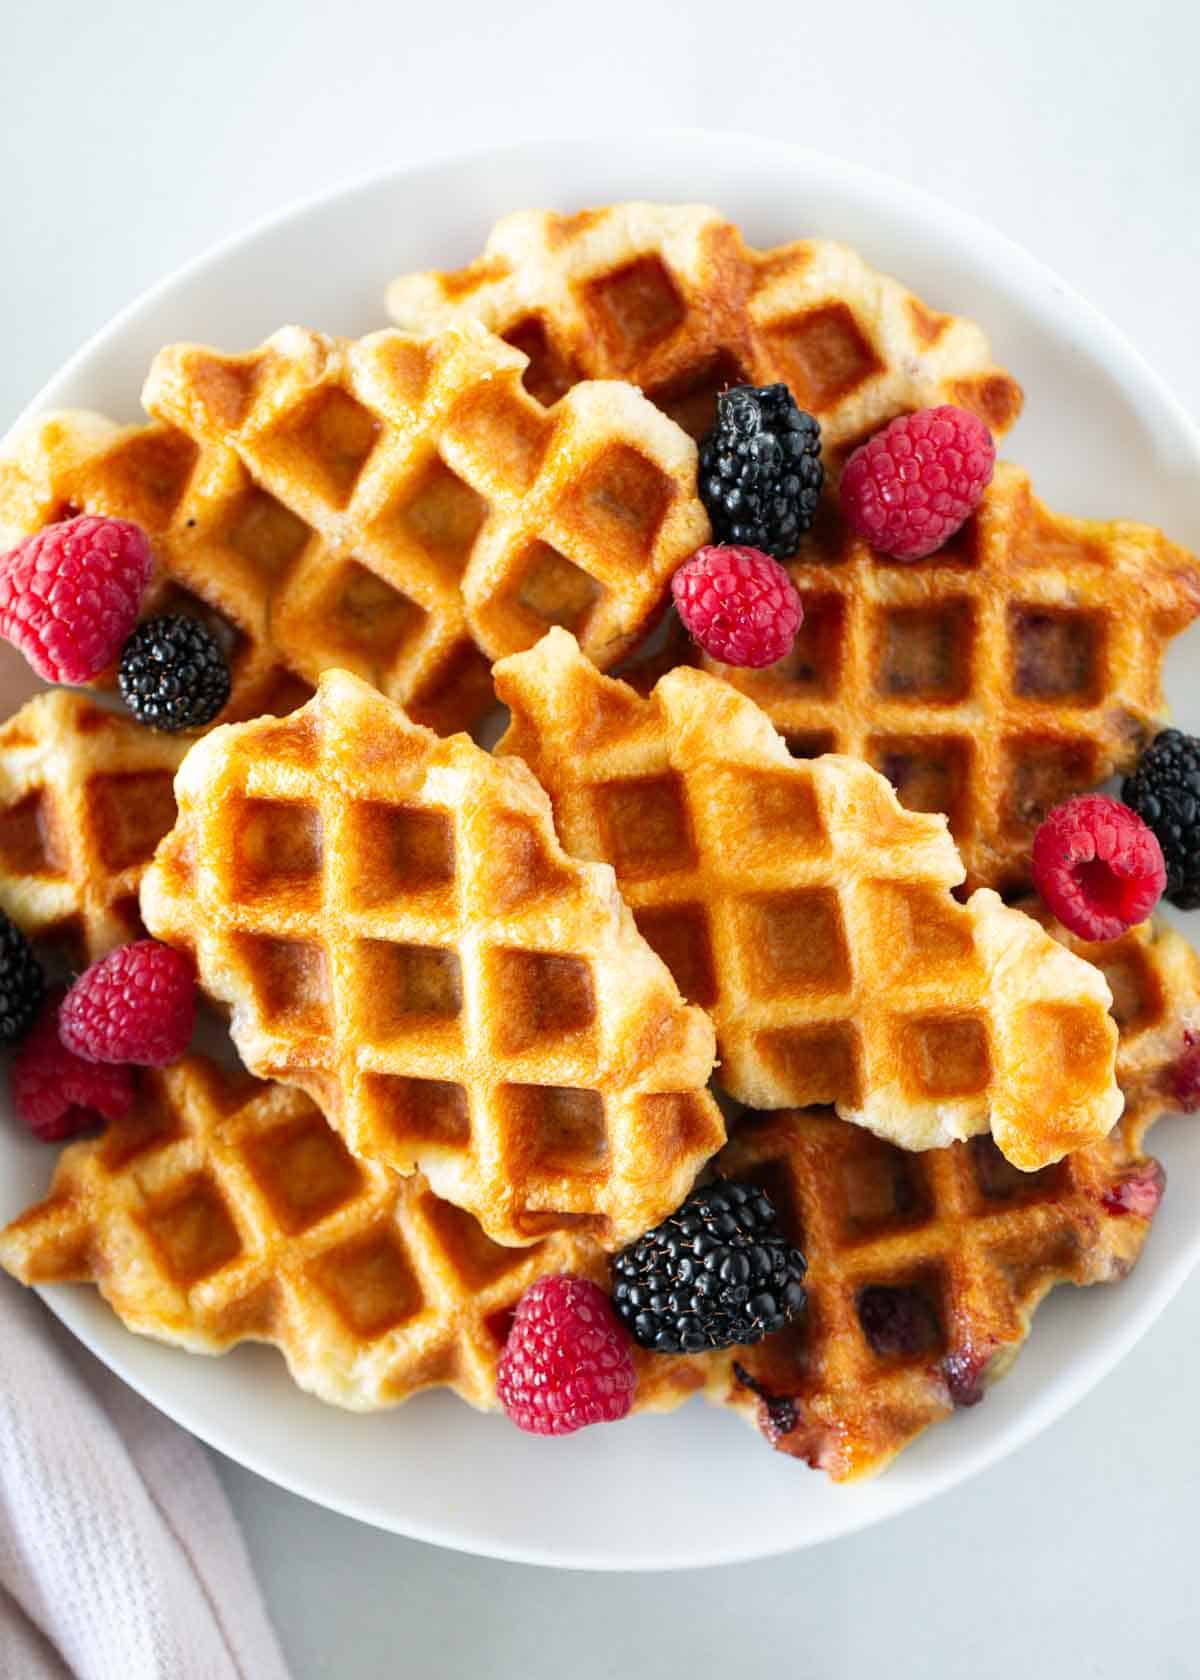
[3,132,1199,1571]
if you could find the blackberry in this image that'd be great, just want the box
[1121,729,1200,909]
[698,383,823,558]
[0,912,44,1044]
[611,1179,807,1354]
[119,616,231,732]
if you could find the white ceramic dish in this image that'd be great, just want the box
[2,132,1199,1571]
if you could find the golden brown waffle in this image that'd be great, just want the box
[688,462,1200,891]
[385,202,1022,456]
[495,629,1122,1169]
[0,1056,707,1413]
[0,321,709,735]
[140,668,725,1249]
[0,412,320,727]
[0,691,188,963]
[697,912,1200,1478]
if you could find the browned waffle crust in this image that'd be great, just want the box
[693,463,1200,890]
[0,690,188,963]
[140,667,725,1249]
[386,202,1023,457]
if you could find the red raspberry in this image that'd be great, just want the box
[59,941,195,1067]
[0,515,153,684]
[671,544,802,667]
[839,405,995,560]
[1032,793,1166,941]
[11,992,133,1142]
[496,1274,636,1435]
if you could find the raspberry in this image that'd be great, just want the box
[1101,1159,1165,1219]
[839,405,995,561]
[59,941,195,1067]
[1031,793,1166,941]
[671,545,803,668]
[11,992,133,1142]
[496,1274,636,1435]
[0,515,153,684]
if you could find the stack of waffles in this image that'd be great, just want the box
[0,201,1197,1480]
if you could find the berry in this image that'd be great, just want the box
[1121,729,1200,909]
[839,405,995,561]
[59,941,195,1068]
[11,992,133,1142]
[611,1179,807,1354]
[118,616,231,732]
[1101,1159,1165,1219]
[698,383,823,558]
[671,544,802,668]
[0,912,45,1044]
[496,1274,636,1435]
[1031,793,1166,941]
[0,515,152,684]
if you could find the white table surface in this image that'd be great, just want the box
[4,2,1199,1674]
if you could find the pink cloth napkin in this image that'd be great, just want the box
[0,1274,290,1680]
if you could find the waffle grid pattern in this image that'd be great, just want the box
[386,202,1023,456]
[496,630,1121,1168]
[0,691,188,963]
[140,669,724,1249]
[699,463,1200,890]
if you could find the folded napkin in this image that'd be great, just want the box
[0,1275,290,1680]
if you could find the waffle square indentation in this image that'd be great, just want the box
[583,256,686,357]
[0,791,63,877]
[647,350,750,440]
[512,542,603,637]
[87,773,178,873]
[237,935,330,1034]
[232,798,322,902]
[1009,606,1104,703]
[363,1074,469,1148]
[222,486,312,581]
[1093,944,1165,1033]
[317,560,428,669]
[768,593,845,695]
[269,386,380,509]
[856,1275,946,1360]
[765,302,884,410]
[839,1138,932,1238]
[343,802,455,907]
[421,1196,529,1289]
[311,1232,421,1338]
[144,1173,242,1286]
[502,316,582,408]
[716,768,829,861]
[504,1083,608,1174]
[449,382,551,493]
[593,773,694,878]
[1004,736,1099,838]
[877,601,974,701]
[390,454,488,576]
[113,428,199,525]
[756,1022,862,1107]
[739,889,851,998]
[244,1113,364,1234]
[555,445,672,573]
[634,904,717,1007]
[968,1135,1067,1207]
[901,1013,992,1099]
[870,734,973,839]
[488,950,596,1054]
[355,941,462,1039]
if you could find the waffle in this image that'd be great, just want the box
[0,411,319,727]
[700,911,1200,1478]
[0,1056,708,1413]
[139,668,725,1249]
[688,462,1200,891]
[0,691,188,963]
[495,629,1123,1169]
[385,202,1023,458]
[0,321,709,735]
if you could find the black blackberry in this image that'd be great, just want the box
[0,912,44,1044]
[698,383,824,558]
[611,1179,807,1354]
[119,616,231,732]
[1121,729,1200,909]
